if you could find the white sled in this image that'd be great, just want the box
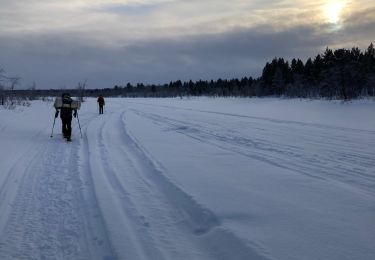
[54,97,81,110]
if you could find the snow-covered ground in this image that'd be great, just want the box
[0,97,374,260]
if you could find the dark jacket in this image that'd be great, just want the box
[97,96,105,106]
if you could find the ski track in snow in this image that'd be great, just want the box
[83,109,271,260]
[127,104,375,197]
[0,104,269,260]
[1,99,374,260]
[0,138,89,259]
[0,113,115,260]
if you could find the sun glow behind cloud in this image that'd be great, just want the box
[324,1,346,24]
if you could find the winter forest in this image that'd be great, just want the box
[1,44,374,103]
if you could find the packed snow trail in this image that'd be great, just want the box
[0,100,271,260]
[83,106,270,260]
[0,107,115,259]
[0,98,374,260]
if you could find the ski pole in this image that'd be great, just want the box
[50,115,56,138]
[76,112,83,138]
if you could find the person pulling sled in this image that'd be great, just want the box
[53,93,81,141]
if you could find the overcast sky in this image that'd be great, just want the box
[0,0,374,89]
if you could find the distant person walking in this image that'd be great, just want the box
[55,93,77,141]
[97,95,105,114]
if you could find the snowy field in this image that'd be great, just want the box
[0,97,374,260]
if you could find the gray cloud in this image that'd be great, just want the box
[95,0,178,16]
[341,7,375,43]
[0,24,339,88]
[0,1,374,89]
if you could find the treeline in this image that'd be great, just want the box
[96,43,375,99]
[260,43,375,99]
[5,43,375,101]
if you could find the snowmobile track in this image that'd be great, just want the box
[83,109,271,260]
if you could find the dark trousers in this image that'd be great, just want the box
[61,117,72,138]
[99,105,104,114]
